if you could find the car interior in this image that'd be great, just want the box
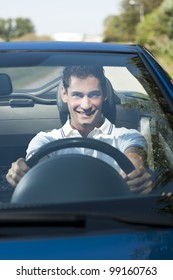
[0,66,172,203]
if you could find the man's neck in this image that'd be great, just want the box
[70,117,104,137]
[70,124,94,137]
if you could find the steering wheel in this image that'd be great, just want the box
[11,138,135,204]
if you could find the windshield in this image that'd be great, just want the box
[0,49,173,225]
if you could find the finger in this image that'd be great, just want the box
[6,171,20,187]
[15,158,30,172]
[127,171,151,187]
[11,164,26,178]
[6,158,30,187]
[140,185,153,194]
[120,170,128,180]
[129,179,153,194]
[127,166,145,180]
[12,159,30,177]
[6,177,16,187]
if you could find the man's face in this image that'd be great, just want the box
[61,75,106,134]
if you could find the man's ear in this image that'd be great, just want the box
[61,86,68,103]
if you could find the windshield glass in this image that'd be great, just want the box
[0,50,173,222]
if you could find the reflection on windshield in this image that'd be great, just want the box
[0,67,63,92]
[157,192,173,215]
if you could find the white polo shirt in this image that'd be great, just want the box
[26,118,147,172]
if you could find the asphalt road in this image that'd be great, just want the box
[105,67,147,94]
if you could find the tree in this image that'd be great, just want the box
[102,0,173,75]
[103,15,125,42]
[161,0,173,39]
[136,0,173,45]
[135,9,161,46]
[0,17,35,41]
[103,0,164,43]
[135,0,173,62]
[121,0,164,15]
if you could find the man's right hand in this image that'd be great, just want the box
[6,158,30,187]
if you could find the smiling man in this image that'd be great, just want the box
[6,66,153,193]
[61,66,106,137]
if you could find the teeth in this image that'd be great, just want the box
[81,111,94,115]
[76,110,96,116]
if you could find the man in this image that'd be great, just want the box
[6,66,153,193]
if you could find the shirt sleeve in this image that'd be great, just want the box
[26,131,55,160]
[117,128,148,153]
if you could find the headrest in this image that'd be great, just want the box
[56,78,121,125]
[0,73,13,95]
[102,77,121,123]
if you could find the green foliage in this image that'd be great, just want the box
[102,0,173,75]
[121,0,164,13]
[136,0,173,60]
[136,9,161,46]
[136,3,173,43]
[161,0,173,39]
[103,0,166,43]
[103,15,125,42]
[0,17,35,41]
[162,41,173,59]
[14,18,35,38]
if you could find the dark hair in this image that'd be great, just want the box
[62,65,106,93]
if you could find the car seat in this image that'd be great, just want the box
[0,73,13,96]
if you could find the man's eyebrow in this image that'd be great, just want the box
[72,90,101,94]
[91,90,101,93]
[88,90,101,95]
[71,91,83,95]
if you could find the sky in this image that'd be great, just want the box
[1,0,121,36]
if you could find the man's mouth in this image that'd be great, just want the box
[76,110,96,116]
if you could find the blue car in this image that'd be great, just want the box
[0,41,173,260]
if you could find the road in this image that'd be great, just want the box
[105,67,147,94]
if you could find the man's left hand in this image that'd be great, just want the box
[121,166,154,194]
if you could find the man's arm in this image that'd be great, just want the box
[122,146,154,194]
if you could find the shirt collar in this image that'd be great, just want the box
[62,119,77,137]
[61,117,113,138]
[99,118,113,134]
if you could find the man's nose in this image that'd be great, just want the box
[81,96,91,110]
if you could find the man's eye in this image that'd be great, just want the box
[72,92,83,98]
[89,91,101,98]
